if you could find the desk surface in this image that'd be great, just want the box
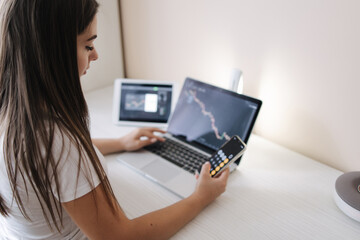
[85,86,360,240]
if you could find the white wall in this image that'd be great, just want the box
[119,0,360,172]
[81,0,124,92]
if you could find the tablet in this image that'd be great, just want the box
[113,78,175,127]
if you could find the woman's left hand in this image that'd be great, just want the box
[120,127,166,152]
[92,127,166,155]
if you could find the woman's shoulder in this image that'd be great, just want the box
[44,121,82,151]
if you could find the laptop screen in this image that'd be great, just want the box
[167,78,262,156]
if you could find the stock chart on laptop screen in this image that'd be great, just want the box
[167,78,261,151]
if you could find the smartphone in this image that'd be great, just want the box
[202,136,247,177]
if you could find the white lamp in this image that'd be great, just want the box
[228,68,243,94]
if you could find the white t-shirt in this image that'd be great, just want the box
[0,128,107,240]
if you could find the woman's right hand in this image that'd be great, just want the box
[192,162,230,207]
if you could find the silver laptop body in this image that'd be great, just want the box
[117,78,262,198]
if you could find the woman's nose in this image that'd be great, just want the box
[91,48,99,61]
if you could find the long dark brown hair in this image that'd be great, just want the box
[0,0,116,231]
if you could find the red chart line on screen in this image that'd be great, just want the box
[188,90,231,141]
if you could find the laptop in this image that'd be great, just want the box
[117,77,262,198]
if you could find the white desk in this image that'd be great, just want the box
[85,86,360,240]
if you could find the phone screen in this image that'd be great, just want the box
[208,136,246,177]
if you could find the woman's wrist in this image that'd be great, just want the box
[188,192,212,210]
[92,138,125,155]
[116,137,127,152]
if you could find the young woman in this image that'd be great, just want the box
[0,0,229,239]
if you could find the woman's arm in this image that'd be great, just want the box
[92,127,166,155]
[62,162,229,240]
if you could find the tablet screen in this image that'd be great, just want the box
[115,80,173,124]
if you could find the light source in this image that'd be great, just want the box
[228,68,243,94]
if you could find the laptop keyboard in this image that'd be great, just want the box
[144,137,209,174]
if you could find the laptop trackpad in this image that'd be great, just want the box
[141,160,181,183]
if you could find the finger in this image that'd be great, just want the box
[147,127,167,140]
[199,162,211,178]
[136,138,156,149]
[156,136,166,142]
[142,127,167,134]
[139,130,166,142]
[137,128,161,137]
[149,134,165,142]
[133,127,161,136]
[217,167,230,181]
[136,130,157,139]
[151,127,167,134]
[195,169,200,177]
